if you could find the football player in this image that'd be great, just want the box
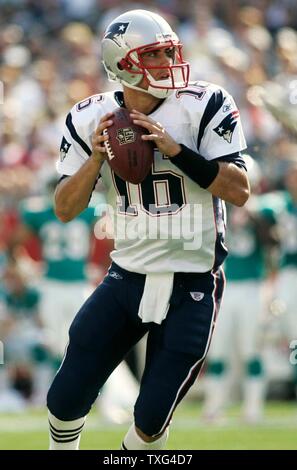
[203,156,276,423]
[47,9,250,450]
[10,179,96,364]
[275,162,297,397]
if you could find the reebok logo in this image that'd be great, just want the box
[109,271,123,280]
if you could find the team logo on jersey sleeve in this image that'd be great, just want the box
[104,22,130,47]
[213,110,239,143]
[60,136,72,161]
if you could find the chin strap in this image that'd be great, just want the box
[148,85,174,99]
[146,71,175,98]
[121,79,173,99]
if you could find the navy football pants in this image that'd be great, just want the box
[47,263,225,436]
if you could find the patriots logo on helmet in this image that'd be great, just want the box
[213,110,239,143]
[60,136,71,161]
[104,22,130,47]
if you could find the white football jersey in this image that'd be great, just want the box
[57,82,247,274]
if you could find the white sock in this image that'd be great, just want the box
[202,375,229,419]
[122,424,169,450]
[242,378,265,422]
[48,410,86,450]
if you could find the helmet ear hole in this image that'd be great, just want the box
[118,58,133,70]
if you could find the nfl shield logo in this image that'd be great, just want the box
[116,127,136,145]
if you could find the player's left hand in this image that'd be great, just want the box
[130,110,181,158]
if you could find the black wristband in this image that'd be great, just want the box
[171,144,219,189]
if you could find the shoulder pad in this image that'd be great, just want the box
[68,91,119,148]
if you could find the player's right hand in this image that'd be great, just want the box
[91,112,114,163]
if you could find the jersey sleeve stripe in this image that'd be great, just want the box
[197,89,225,151]
[66,113,92,157]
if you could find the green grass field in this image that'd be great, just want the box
[1,401,296,450]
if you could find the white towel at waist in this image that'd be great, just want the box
[138,273,174,324]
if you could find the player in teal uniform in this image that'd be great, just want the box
[8,175,99,357]
[203,157,276,422]
[19,193,95,363]
[0,262,47,406]
[275,162,297,396]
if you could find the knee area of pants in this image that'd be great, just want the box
[134,416,165,438]
[47,387,84,422]
[47,394,70,421]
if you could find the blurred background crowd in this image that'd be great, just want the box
[1,0,297,424]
